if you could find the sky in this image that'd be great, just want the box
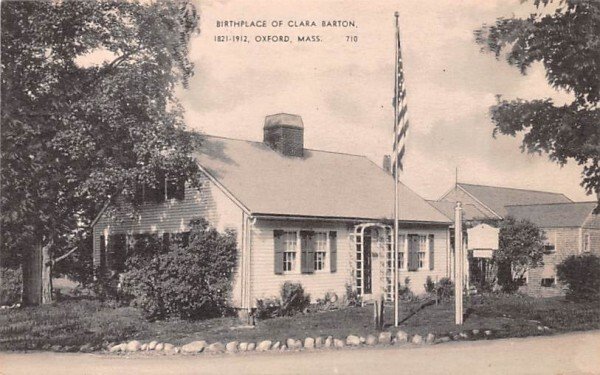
[178,0,590,202]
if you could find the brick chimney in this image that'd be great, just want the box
[263,113,304,157]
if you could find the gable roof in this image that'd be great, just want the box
[456,183,572,218]
[506,202,597,228]
[194,135,450,224]
[426,200,491,221]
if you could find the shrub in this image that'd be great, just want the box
[0,267,22,305]
[279,281,310,316]
[435,277,454,301]
[424,276,436,294]
[255,297,281,320]
[556,254,600,302]
[495,217,545,292]
[398,277,416,301]
[121,218,237,320]
[344,283,361,307]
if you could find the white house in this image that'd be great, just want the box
[92,113,452,317]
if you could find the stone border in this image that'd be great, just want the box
[101,326,551,355]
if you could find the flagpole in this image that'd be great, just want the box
[393,11,400,328]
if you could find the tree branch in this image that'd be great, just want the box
[52,245,78,265]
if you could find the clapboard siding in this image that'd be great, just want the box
[249,219,353,305]
[92,173,245,306]
[248,219,449,306]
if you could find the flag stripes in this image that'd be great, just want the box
[392,16,409,176]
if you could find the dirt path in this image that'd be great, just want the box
[1,330,599,375]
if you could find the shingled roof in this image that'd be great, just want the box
[456,183,572,218]
[427,200,491,221]
[506,202,597,228]
[194,135,450,224]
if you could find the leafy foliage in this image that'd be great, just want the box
[494,217,545,292]
[435,277,454,301]
[424,276,436,294]
[475,0,600,200]
[556,253,600,302]
[121,219,238,321]
[0,0,200,297]
[0,267,22,306]
[255,282,311,320]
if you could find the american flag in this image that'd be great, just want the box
[392,13,409,177]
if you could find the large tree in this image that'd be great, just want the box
[1,0,200,304]
[475,0,600,203]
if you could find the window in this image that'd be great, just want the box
[135,177,185,204]
[541,277,556,287]
[314,232,327,271]
[543,243,556,254]
[418,235,427,269]
[398,234,405,269]
[583,233,591,253]
[283,231,298,272]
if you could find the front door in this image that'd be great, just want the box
[363,230,372,295]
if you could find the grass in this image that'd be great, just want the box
[1,294,599,351]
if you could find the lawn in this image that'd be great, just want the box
[1,294,599,351]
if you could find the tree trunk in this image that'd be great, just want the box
[22,242,42,305]
[21,239,53,305]
[41,242,53,304]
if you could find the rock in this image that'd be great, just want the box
[51,345,62,352]
[286,338,296,349]
[148,341,158,350]
[411,335,423,345]
[333,339,345,348]
[174,347,180,354]
[238,342,248,352]
[378,332,392,345]
[141,343,148,351]
[537,325,544,331]
[395,330,408,344]
[459,332,469,339]
[163,343,175,352]
[271,341,280,350]
[279,345,287,352]
[181,340,207,354]
[435,336,451,344]
[315,337,323,348]
[304,337,315,349]
[543,326,551,332]
[42,344,52,351]
[346,335,361,346]
[366,334,378,346]
[64,345,76,352]
[155,343,164,351]
[484,330,493,336]
[247,342,256,351]
[79,343,93,353]
[472,329,480,335]
[293,339,303,350]
[324,336,333,348]
[109,343,125,353]
[426,333,435,345]
[207,342,225,353]
[360,336,366,344]
[126,340,142,352]
[257,340,272,352]
[226,341,239,353]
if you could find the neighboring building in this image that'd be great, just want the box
[439,183,572,219]
[92,113,451,316]
[506,202,600,297]
[438,182,599,296]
